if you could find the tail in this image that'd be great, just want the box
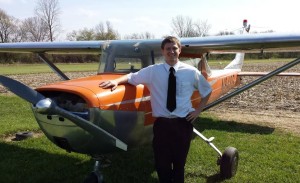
[224,19,250,71]
[224,53,244,70]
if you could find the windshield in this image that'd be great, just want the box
[98,40,201,73]
[98,41,161,73]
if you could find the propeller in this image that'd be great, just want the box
[0,75,45,104]
[0,75,127,151]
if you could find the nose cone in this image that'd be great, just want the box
[35,98,53,113]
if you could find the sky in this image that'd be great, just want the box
[1,0,300,40]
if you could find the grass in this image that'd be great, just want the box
[0,63,99,75]
[0,58,295,75]
[0,95,299,183]
[0,61,299,182]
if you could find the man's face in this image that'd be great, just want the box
[161,42,181,66]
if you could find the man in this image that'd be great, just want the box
[99,36,212,183]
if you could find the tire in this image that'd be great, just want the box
[220,147,239,179]
[15,131,33,141]
[83,172,104,183]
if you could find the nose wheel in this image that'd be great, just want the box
[83,171,103,183]
[193,128,239,179]
[83,160,104,183]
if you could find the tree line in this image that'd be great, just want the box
[0,0,298,64]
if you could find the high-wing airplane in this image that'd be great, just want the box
[1,20,300,183]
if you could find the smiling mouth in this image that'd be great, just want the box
[167,54,176,58]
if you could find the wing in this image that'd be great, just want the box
[1,33,300,56]
[180,33,300,56]
[0,41,106,54]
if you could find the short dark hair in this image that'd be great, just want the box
[161,36,181,49]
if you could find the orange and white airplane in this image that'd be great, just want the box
[1,20,300,182]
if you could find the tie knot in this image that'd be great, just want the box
[169,67,175,73]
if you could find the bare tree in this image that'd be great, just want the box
[193,19,211,37]
[35,0,60,41]
[0,9,18,43]
[22,17,49,42]
[171,15,211,37]
[67,21,120,41]
[171,15,195,37]
[123,32,155,39]
[95,21,120,40]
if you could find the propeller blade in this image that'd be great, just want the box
[0,75,45,104]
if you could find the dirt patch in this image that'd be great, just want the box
[210,61,300,135]
[209,110,300,136]
[3,131,44,142]
[1,61,299,135]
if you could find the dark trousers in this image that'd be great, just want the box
[152,117,193,183]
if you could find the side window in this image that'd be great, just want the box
[114,58,142,73]
[154,56,165,64]
[181,58,200,69]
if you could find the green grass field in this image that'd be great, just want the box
[0,63,99,75]
[0,61,299,182]
[0,58,294,75]
[0,96,299,183]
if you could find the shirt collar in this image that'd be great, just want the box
[164,61,180,72]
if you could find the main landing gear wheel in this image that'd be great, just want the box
[193,128,239,179]
[220,147,239,179]
[83,171,104,183]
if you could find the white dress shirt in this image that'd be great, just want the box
[128,61,212,118]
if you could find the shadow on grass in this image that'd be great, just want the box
[189,116,275,182]
[0,140,157,183]
[101,146,157,183]
[193,116,275,135]
[0,142,89,183]
[186,171,227,183]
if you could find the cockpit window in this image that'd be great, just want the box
[114,57,142,73]
[98,40,162,74]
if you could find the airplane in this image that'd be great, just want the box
[1,20,300,183]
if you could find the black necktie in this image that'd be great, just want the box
[167,67,176,112]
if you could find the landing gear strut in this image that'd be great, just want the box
[83,160,104,183]
[193,128,239,179]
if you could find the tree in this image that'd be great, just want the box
[171,15,211,38]
[35,0,61,42]
[193,19,211,37]
[22,17,49,42]
[67,28,95,41]
[94,21,120,40]
[216,30,234,36]
[171,15,194,37]
[123,32,155,39]
[0,9,18,43]
[67,21,120,41]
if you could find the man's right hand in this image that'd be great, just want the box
[99,80,118,91]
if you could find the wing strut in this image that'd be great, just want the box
[37,53,70,80]
[203,57,300,111]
